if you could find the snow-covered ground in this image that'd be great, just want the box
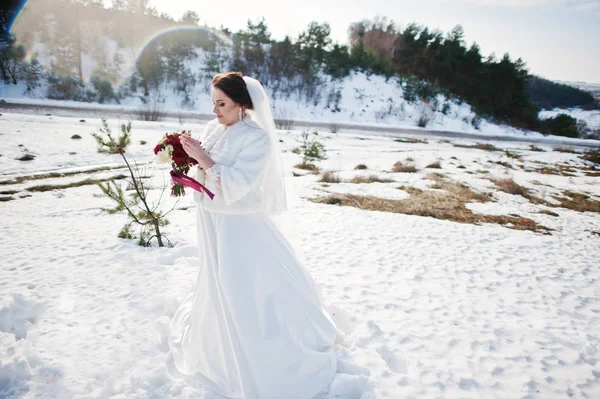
[1,112,599,398]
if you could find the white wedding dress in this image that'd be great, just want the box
[168,117,338,399]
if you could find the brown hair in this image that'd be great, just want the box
[212,72,254,110]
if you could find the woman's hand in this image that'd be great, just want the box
[180,135,215,170]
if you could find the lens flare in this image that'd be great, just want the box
[8,0,232,88]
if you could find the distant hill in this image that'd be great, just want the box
[527,76,597,110]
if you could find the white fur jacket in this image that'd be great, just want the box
[192,117,272,214]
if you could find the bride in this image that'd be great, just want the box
[170,72,339,398]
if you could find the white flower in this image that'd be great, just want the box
[155,145,172,164]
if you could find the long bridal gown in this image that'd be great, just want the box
[168,118,338,399]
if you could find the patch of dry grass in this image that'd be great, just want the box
[311,173,549,233]
[551,190,600,213]
[392,161,418,173]
[453,143,501,152]
[582,149,600,165]
[0,196,14,202]
[426,161,442,169]
[0,165,130,186]
[490,178,547,204]
[394,137,428,144]
[529,145,545,152]
[294,163,320,173]
[319,171,341,183]
[528,162,578,176]
[504,150,522,160]
[535,209,559,217]
[494,161,514,169]
[491,178,529,196]
[350,175,394,184]
[354,164,368,170]
[553,147,579,154]
[26,175,127,192]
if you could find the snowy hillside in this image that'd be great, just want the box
[5,68,600,144]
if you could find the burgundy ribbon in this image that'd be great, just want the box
[170,169,215,200]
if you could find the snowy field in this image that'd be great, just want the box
[1,112,600,398]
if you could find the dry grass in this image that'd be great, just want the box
[535,209,559,217]
[26,175,127,192]
[0,196,14,202]
[319,171,341,183]
[453,143,501,152]
[426,161,442,169]
[294,163,320,173]
[0,165,130,186]
[504,150,523,160]
[490,178,547,204]
[394,137,428,144]
[553,147,579,154]
[528,162,578,176]
[311,174,549,233]
[392,161,418,173]
[491,178,531,197]
[582,149,600,165]
[494,161,515,169]
[354,164,368,170]
[0,189,20,195]
[350,175,394,184]
[529,145,545,152]
[551,190,600,213]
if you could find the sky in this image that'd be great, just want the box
[142,0,600,84]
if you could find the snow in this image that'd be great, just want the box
[1,111,599,398]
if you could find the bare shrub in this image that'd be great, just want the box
[417,102,435,127]
[392,161,418,173]
[274,107,295,130]
[350,175,394,184]
[319,171,341,183]
[138,97,164,121]
[329,123,339,133]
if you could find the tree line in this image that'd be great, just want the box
[0,1,596,136]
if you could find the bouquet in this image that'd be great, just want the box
[154,130,214,199]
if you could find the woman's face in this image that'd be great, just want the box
[211,87,240,126]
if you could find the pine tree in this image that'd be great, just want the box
[92,119,172,247]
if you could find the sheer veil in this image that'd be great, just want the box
[243,76,288,216]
